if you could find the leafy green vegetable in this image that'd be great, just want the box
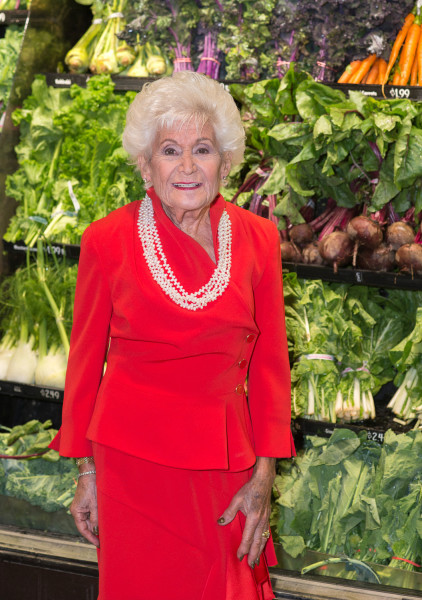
[0,420,77,513]
[284,274,419,422]
[273,428,422,572]
[0,26,25,124]
[5,74,144,246]
[230,68,422,231]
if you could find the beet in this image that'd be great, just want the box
[346,216,383,249]
[289,224,314,247]
[280,241,302,263]
[318,231,353,273]
[395,243,422,275]
[385,221,415,251]
[357,244,395,272]
[302,242,326,265]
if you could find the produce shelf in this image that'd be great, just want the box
[4,240,80,270]
[271,545,422,598]
[44,72,251,91]
[0,9,28,25]
[0,380,63,403]
[44,74,422,101]
[327,82,422,102]
[7,243,422,291]
[282,262,422,291]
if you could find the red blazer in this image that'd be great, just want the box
[50,188,295,470]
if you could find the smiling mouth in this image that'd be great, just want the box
[172,183,202,189]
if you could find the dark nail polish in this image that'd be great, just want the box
[217,517,225,524]
[256,558,260,566]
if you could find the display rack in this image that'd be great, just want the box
[0,10,28,25]
[329,82,422,102]
[282,262,422,291]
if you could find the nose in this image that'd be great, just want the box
[179,150,196,174]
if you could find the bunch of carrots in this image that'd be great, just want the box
[338,3,422,87]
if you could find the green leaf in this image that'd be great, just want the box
[279,535,306,558]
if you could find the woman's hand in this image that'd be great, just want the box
[217,457,276,568]
[70,473,100,548]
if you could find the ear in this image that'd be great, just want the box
[221,151,232,179]
[137,155,151,181]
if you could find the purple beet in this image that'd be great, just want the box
[385,221,415,251]
[280,241,302,263]
[357,244,395,272]
[395,244,422,276]
[318,231,353,273]
[289,224,314,247]
[346,216,383,249]
[302,242,326,265]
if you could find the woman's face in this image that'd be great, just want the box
[139,121,231,215]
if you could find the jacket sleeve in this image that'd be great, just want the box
[49,225,112,456]
[247,222,295,458]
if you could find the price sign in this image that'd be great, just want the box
[366,430,384,444]
[46,245,65,257]
[54,77,72,87]
[0,12,5,22]
[40,388,61,400]
[389,87,410,99]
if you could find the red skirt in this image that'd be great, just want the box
[93,443,276,600]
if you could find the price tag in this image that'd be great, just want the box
[389,87,410,99]
[355,271,363,283]
[13,385,22,393]
[54,77,72,87]
[46,245,65,257]
[366,430,384,443]
[40,388,61,400]
[0,12,5,23]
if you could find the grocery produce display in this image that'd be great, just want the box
[272,428,422,575]
[4,74,144,246]
[0,26,25,127]
[0,245,76,387]
[284,273,422,423]
[339,3,422,87]
[229,68,422,275]
[61,0,417,83]
[0,419,77,513]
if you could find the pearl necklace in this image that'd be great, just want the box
[137,196,232,311]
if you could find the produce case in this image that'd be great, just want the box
[2,1,422,599]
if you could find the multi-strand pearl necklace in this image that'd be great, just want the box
[137,196,232,311]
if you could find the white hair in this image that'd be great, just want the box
[122,72,245,168]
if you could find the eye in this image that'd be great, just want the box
[163,146,177,156]
[196,146,210,154]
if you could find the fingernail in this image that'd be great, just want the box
[217,517,225,524]
[239,554,244,562]
[256,558,260,566]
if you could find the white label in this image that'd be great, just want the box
[389,87,410,99]
[367,430,384,443]
[0,13,6,23]
[40,388,61,400]
[355,271,363,283]
[54,78,72,87]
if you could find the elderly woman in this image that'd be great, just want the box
[50,71,294,600]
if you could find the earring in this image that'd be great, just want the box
[222,175,228,187]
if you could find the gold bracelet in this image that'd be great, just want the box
[75,456,95,467]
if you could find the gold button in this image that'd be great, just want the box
[235,384,244,395]
[246,334,255,343]
[238,359,247,369]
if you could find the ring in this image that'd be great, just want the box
[261,529,270,539]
